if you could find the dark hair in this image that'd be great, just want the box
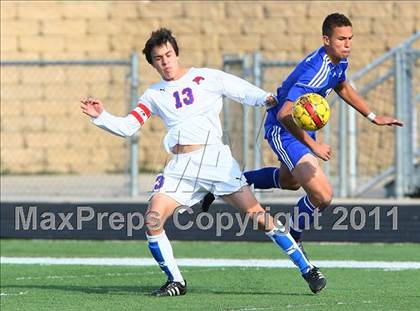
[322,13,352,37]
[142,28,179,65]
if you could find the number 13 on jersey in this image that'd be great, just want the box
[173,88,194,109]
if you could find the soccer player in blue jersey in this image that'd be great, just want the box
[202,13,403,253]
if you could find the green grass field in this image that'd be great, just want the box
[1,239,420,311]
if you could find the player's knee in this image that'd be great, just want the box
[245,205,263,217]
[317,190,333,210]
[326,186,334,204]
[320,194,333,210]
[245,206,269,226]
[310,187,333,210]
[145,210,163,232]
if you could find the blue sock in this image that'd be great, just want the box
[266,226,312,274]
[243,167,280,189]
[289,195,316,241]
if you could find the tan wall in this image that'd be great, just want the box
[1,1,419,174]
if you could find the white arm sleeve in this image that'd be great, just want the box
[215,69,270,106]
[91,110,141,137]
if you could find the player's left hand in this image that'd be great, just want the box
[265,93,278,108]
[373,115,404,127]
[80,97,104,118]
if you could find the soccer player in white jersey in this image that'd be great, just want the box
[81,28,326,296]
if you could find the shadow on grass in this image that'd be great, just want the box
[209,290,314,296]
[3,284,313,296]
[3,284,153,296]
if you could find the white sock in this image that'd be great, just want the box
[146,231,184,284]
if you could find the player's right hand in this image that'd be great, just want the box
[80,97,104,118]
[311,142,332,161]
[264,93,278,108]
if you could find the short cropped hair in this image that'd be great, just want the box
[142,28,179,65]
[322,13,352,38]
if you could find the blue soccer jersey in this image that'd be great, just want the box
[265,46,348,133]
[264,46,348,170]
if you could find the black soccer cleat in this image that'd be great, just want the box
[151,279,187,297]
[201,192,215,212]
[302,267,326,294]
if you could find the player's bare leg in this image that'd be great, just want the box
[146,194,181,235]
[145,194,187,297]
[221,186,275,231]
[278,163,301,191]
[201,163,301,213]
[222,186,326,293]
[292,154,333,211]
[284,153,333,258]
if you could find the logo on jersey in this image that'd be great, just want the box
[192,76,205,85]
[325,88,333,96]
[130,103,151,125]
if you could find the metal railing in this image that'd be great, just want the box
[342,32,419,198]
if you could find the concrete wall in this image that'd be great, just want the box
[1,1,419,174]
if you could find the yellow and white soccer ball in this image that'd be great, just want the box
[292,93,330,131]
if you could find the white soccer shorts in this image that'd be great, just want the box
[150,144,248,207]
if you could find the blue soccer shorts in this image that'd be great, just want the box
[265,125,316,172]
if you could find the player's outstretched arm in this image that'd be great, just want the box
[80,97,143,137]
[335,81,404,127]
[215,69,277,108]
[278,101,332,161]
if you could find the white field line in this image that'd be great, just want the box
[0,291,28,296]
[1,257,420,269]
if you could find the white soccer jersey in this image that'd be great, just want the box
[92,67,270,153]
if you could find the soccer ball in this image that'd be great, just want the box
[292,93,330,131]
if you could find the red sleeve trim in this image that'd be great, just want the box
[130,110,144,125]
[138,103,151,118]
